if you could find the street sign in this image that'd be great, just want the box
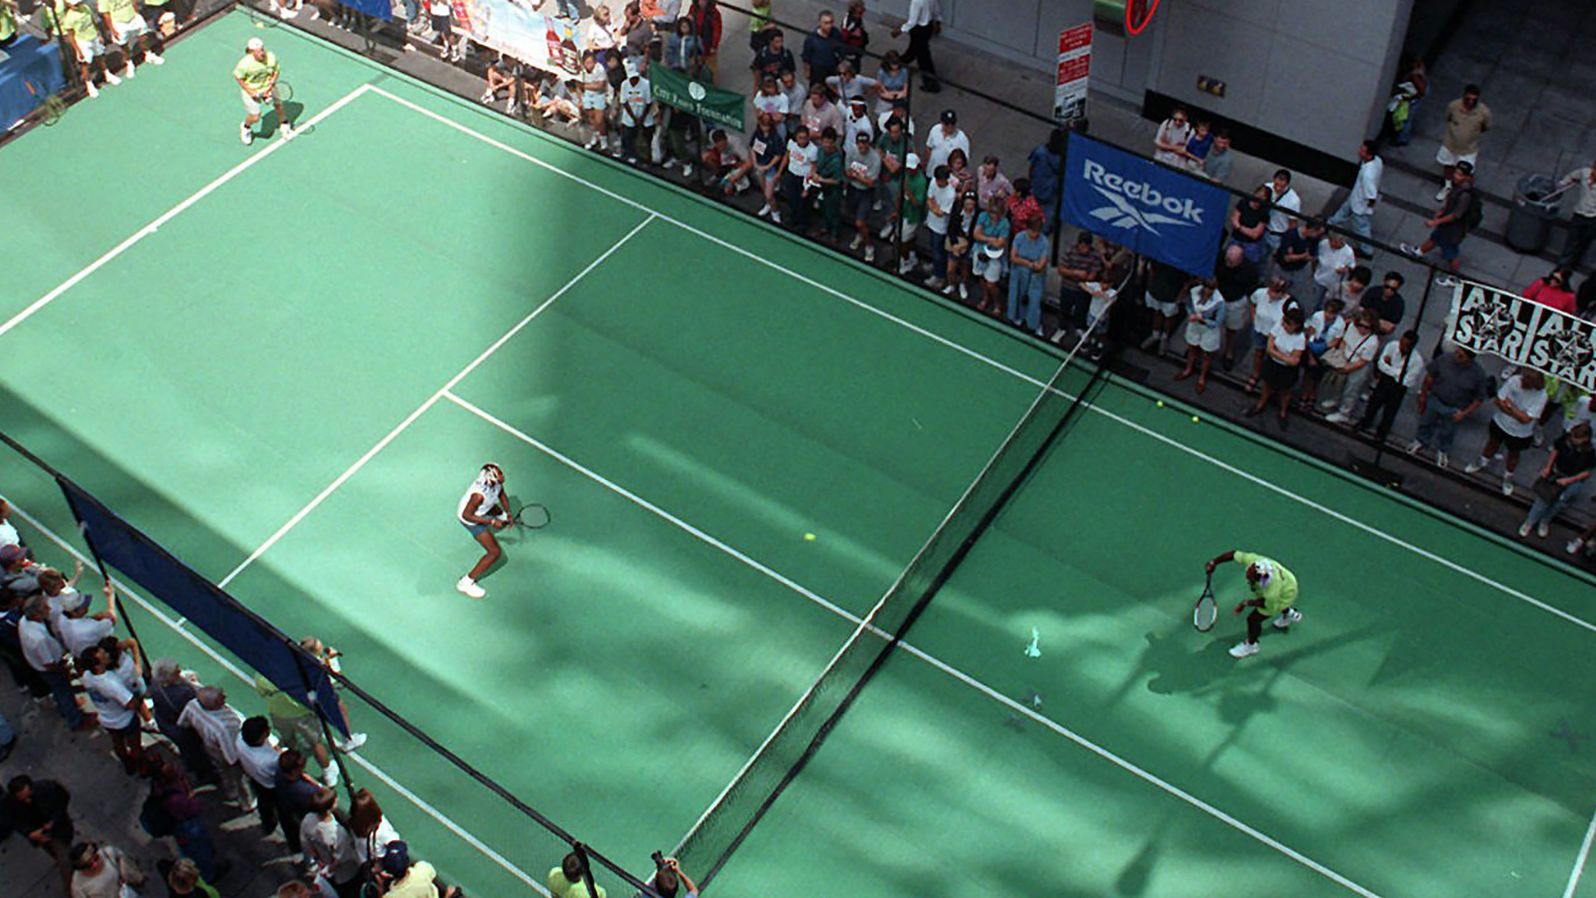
[1053,23,1092,124]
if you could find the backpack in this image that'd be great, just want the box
[139,790,176,838]
[1457,187,1484,230]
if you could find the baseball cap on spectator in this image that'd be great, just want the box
[940,109,957,125]
[1455,160,1475,176]
[0,544,26,566]
[854,131,870,144]
[905,153,921,169]
[624,57,640,78]
[246,37,264,51]
[381,841,411,878]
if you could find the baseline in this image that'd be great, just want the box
[441,391,1380,897]
[363,84,1594,634]
[0,83,373,341]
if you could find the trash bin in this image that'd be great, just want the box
[1506,173,1560,254]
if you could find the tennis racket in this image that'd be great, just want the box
[1192,570,1218,632]
[511,501,551,531]
[273,80,294,102]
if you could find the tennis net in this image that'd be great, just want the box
[672,300,1119,887]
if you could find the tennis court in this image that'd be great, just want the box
[3,12,1596,897]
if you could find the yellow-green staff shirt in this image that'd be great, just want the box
[0,4,16,42]
[234,50,278,93]
[96,0,137,26]
[60,3,100,45]
[1232,550,1298,615]
[548,867,607,898]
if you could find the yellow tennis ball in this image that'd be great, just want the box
[804,532,816,541]
[255,20,265,26]
[1155,400,1164,408]
[1191,415,1200,423]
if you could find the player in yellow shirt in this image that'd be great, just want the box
[97,0,163,80]
[233,37,292,145]
[1205,549,1302,658]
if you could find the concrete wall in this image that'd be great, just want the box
[873,0,1413,164]
[1148,0,1414,159]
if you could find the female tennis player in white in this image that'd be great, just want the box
[457,463,509,599]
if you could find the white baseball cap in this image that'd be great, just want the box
[246,37,265,51]
[905,152,921,169]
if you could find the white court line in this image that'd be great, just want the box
[217,212,657,588]
[366,84,1595,636]
[441,391,1380,897]
[0,83,373,341]
[0,495,548,896]
[1565,808,1596,898]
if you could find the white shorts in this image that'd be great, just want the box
[898,220,919,242]
[241,86,279,116]
[1144,290,1178,317]
[110,14,150,44]
[581,89,607,110]
[76,37,107,63]
[1088,292,1114,328]
[973,251,1005,283]
[1435,145,1477,169]
[1185,321,1222,353]
[1223,298,1248,329]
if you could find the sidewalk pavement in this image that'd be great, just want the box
[2,680,305,898]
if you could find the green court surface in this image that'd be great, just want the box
[3,12,1596,897]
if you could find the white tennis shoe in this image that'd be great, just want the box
[456,576,485,599]
[1229,641,1260,659]
[1272,608,1302,630]
[336,732,367,753]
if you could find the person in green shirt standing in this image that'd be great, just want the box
[0,0,18,49]
[811,125,846,242]
[234,36,292,145]
[894,152,927,275]
[1206,549,1303,658]
[59,0,118,98]
[548,849,606,898]
[98,0,163,80]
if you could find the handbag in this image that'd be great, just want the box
[1533,477,1566,503]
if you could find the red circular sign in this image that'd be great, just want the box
[1127,0,1164,35]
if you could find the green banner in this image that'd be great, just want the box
[650,66,746,132]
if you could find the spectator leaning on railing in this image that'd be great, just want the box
[1520,423,1594,540]
[1466,369,1548,496]
[1408,346,1489,469]
[1353,329,1426,441]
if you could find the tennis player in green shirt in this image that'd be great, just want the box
[1205,549,1303,658]
[234,37,292,145]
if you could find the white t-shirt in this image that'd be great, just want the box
[1264,184,1301,234]
[457,472,503,525]
[427,0,449,17]
[785,139,818,178]
[301,814,363,884]
[1307,310,1347,344]
[235,733,282,787]
[46,587,86,630]
[353,817,403,865]
[923,125,968,173]
[619,78,655,127]
[19,617,64,671]
[843,110,873,147]
[1314,242,1356,291]
[752,91,788,121]
[1248,288,1295,336]
[58,614,114,658]
[1493,375,1548,438]
[1153,118,1192,166]
[925,178,957,234]
[83,667,136,729]
[1268,323,1306,358]
[0,519,18,549]
[1350,156,1383,215]
[1337,325,1379,367]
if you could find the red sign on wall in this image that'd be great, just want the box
[1053,23,1093,124]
